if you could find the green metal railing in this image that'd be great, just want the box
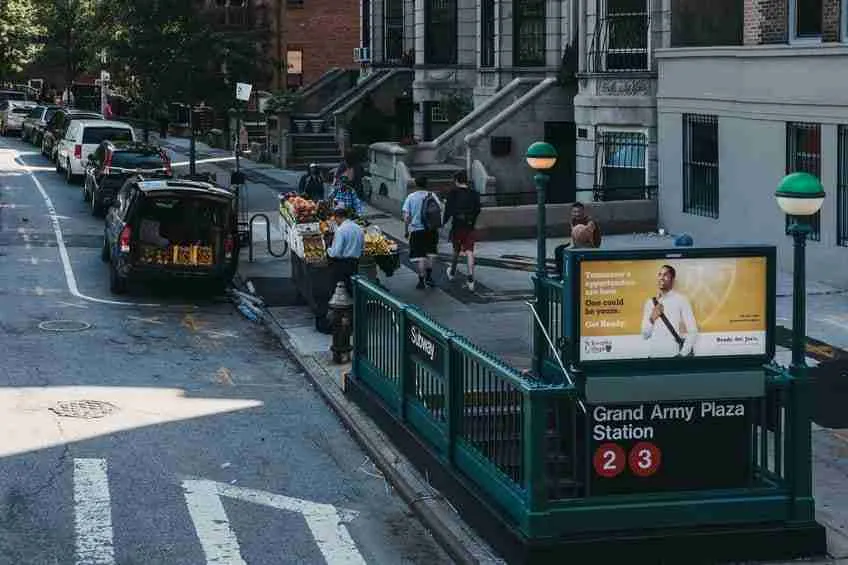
[352,276,807,539]
[535,276,565,383]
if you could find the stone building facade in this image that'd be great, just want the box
[657,0,848,283]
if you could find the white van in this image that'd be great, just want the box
[57,120,136,183]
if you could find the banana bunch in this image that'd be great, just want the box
[303,236,326,261]
[364,233,392,256]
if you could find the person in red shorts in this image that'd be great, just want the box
[444,170,481,291]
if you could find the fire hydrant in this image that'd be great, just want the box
[327,281,354,364]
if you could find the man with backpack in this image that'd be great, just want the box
[402,177,444,289]
[444,170,481,291]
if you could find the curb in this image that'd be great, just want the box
[248,297,503,565]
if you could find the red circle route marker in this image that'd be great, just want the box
[628,442,661,477]
[593,443,626,478]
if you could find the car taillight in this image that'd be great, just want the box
[119,225,132,253]
[74,144,82,159]
[224,235,234,259]
[103,151,112,174]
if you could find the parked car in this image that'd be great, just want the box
[22,105,60,144]
[84,141,172,216]
[56,120,135,184]
[102,176,239,294]
[0,90,28,103]
[41,108,103,162]
[0,100,36,136]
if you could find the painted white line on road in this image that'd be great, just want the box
[182,480,248,565]
[171,156,236,167]
[74,458,116,565]
[216,481,366,565]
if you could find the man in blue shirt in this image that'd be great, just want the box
[326,207,364,296]
[402,177,442,289]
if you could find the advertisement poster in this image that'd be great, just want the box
[579,257,767,361]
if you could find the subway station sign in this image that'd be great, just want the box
[587,399,751,495]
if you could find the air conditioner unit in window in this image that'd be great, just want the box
[353,47,371,63]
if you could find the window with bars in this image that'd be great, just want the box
[430,102,448,123]
[594,131,651,201]
[514,0,546,67]
[785,122,822,240]
[600,0,649,71]
[384,0,404,61]
[425,0,457,65]
[682,114,719,218]
[838,126,848,246]
[480,0,495,67]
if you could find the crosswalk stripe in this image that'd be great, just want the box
[74,459,115,565]
[182,479,248,565]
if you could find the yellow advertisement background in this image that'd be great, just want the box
[580,257,767,337]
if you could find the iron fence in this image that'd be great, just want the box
[683,114,719,218]
[838,126,848,246]
[353,275,809,539]
[587,6,650,73]
[591,130,654,201]
[785,122,822,241]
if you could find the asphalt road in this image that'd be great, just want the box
[0,135,450,564]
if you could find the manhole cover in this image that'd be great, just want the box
[49,400,116,419]
[38,320,91,332]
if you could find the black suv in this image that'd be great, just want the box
[41,108,102,162]
[84,141,172,216]
[102,176,239,294]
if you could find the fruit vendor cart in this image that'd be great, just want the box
[279,194,400,332]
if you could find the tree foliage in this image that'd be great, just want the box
[99,0,271,117]
[35,0,99,87]
[0,0,43,81]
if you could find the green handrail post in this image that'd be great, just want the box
[352,276,363,378]
[447,336,461,466]
[398,305,409,422]
[523,388,547,513]
[532,275,549,380]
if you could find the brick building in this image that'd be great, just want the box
[200,0,360,91]
[277,0,360,89]
[657,0,848,283]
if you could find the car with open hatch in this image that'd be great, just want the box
[102,176,239,294]
[84,141,172,216]
[57,119,136,183]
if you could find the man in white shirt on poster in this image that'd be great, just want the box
[640,264,699,357]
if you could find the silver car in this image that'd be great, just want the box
[0,100,36,136]
[21,105,60,144]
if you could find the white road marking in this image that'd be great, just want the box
[127,315,163,325]
[182,480,366,565]
[74,459,116,565]
[216,481,366,565]
[204,330,239,339]
[182,480,248,565]
[57,301,88,309]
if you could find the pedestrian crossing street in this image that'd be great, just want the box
[69,458,366,565]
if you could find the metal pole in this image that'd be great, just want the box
[533,172,549,378]
[535,172,548,277]
[790,222,814,521]
[235,107,241,172]
[189,107,197,176]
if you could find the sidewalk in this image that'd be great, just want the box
[153,132,848,562]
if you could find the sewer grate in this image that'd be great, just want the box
[38,320,91,332]
[49,400,116,419]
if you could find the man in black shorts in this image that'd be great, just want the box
[402,177,442,289]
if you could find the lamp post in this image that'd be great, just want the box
[526,142,558,378]
[525,142,558,277]
[774,171,825,521]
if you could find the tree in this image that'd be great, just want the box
[0,0,43,82]
[36,0,98,88]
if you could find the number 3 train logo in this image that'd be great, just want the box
[593,442,661,478]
